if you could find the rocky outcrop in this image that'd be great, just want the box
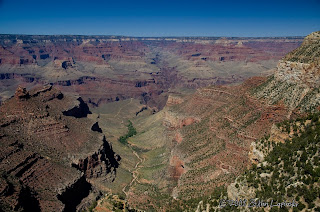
[254,32,320,113]
[63,97,92,118]
[248,141,265,164]
[227,179,256,201]
[165,95,184,107]
[15,86,30,100]
[163,111,199,130]
[283,31,320,64]
[275,60,320,87]
[0,86,120,211]
[75,136,120,179]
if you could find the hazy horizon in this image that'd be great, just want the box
[0,33,308,38]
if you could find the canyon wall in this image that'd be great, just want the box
[0,35,303,110]
[0,86,120,211]
[255,31,320,113]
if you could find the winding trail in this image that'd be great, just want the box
[122,144,145,197]
[112,97,146,197]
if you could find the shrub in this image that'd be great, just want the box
[118,120,137,144]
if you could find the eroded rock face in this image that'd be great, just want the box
[0,34,303,109]
[15,86,30,100]
[163,111,199,130]
[0,86,120,211]
[248,142,265,164]
[275,60,320,88]
[75,136,120,179]
[227,179,256,201]
[255,31,320,113]
[166,95,184,107]
[160,77,289,200]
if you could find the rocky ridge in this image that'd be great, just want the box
[228,31,320,204]
[0,85,120,211]
[188,31,320,212]
[255,31,320,113]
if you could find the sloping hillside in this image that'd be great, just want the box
[185,31,320,212]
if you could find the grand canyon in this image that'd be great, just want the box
[1,31,320,211]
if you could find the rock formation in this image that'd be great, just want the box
[222,31,320,211]
[0,34,303,109]
[0,33,313,211]
[255,31,320,113]
[0,86,120,211]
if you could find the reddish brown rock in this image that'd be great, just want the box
[0,86,120,211]
[164,77,290,199]
[0,35,303,110]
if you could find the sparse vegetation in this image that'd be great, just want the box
[87,200,97,212]
[232,112,320,211]
[173,112,320,211]
[284,32,320,63]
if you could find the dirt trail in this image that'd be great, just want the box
[122,145,145,197]
[114,98,133,118]
[111,97,145,197]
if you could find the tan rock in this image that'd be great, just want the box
[15,86,29,100]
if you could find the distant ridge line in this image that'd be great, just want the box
[0,34,305,41]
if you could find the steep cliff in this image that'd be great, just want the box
[254,31,320,113]
[0,85,120,211]
[129,31,319,212]
[182,31,320,212]
[226,32,320,209]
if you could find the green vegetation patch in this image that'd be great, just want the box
[118,120,137,144]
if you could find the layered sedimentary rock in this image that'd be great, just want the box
[0,34,303,109]
[163,78,289,200]
[0,34,309,211]
[223,31,320,211]
[275,60,320,87]
[255,31,320,113]
[0,85,120,211]
[79,32,319,211]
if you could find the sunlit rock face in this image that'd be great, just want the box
[0,34,303,109]
[0,86,120,211]
[255,31,320,113]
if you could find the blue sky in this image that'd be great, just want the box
[0,0,319,37]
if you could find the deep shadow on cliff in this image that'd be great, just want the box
[0,85,120,211]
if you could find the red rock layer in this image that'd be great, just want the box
[0,85,120,211]
[165,77,289,199]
